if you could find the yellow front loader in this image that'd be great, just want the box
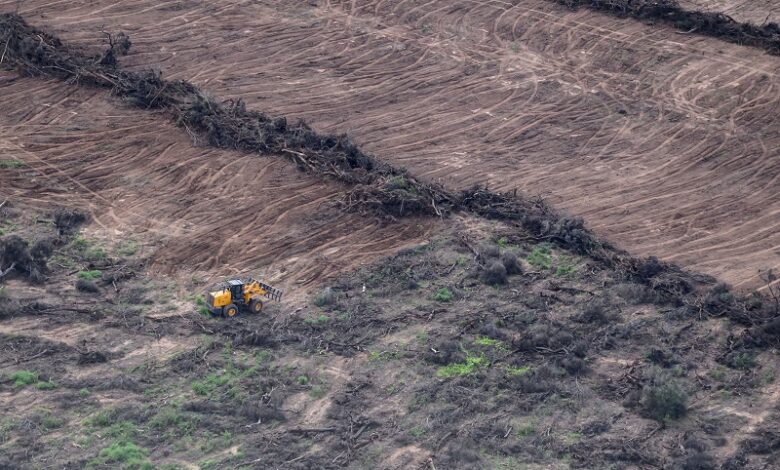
[205,277,283,317]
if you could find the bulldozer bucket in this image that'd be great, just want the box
[259,281,283,302]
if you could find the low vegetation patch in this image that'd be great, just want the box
[506,365,532,376]
[77,269,103,280]
[527,245,553,269]
[313,287,336,307]
[640,369,689,422]
[437,352,488,378]
[474,336,504,349]
[433,287,453,302]
[10,370,38,387]
[5,370,56,390]
[0,159,25,168]
[89,441,153,470]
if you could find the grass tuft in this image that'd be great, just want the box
[527,245,553,269]
[433,287,453,302]
[437,353,488,378]
[77,270,103,280]
[89,441,153,470]
[0,160,25,169]
[10,370,38,387]
[506,365,532,376]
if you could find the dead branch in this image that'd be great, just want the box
[287,427,337,434]
[0,262,16,279]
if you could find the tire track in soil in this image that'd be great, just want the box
[1,0,779,289]
[0,73,439,295]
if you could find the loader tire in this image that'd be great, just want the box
[248,297,263,314]
[224,304,239,317]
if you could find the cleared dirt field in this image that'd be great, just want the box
[3,0,778,289]
[3,4,780,469]
[2,206,780,469]
[0,74,436,295]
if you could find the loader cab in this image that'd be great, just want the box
[227,279,245,305]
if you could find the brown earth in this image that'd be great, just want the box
[2,0,777,290]
[0,74,437,298]
[1,208,779,469]
[2,2,780,469]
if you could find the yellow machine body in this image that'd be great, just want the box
[207,289,233,309]
[205,278,283,317]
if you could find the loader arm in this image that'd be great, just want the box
[245,279,283,302]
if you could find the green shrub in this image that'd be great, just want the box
[192,373,230,396]
[368,350,401,362]
[149,406,194,435]
[0,418,14,444]
[640,371,688,422]
[10,370,38,387]
[77,270,103,280]
[309,385,326,399]
[384,175,411,190]
[554,261,577,277]
[91,441,153,470]
[0,160,25,169]
[88,409,116,427]
[708,367,726,381]
[116,241,139,257]
[515,421,536,437]
[433,288,453,302]
[69,235,89,252]
[35,380,57,390]
[194,295,211,316]
[85,246,107,261]
[103,421,138,440]
[726,351,756,370]
[437,353,487,378]
[506,365,532,376]
[527,245,553,269]
[39,412,65,430]
[68,235,109,262]
[296,375,310,385]
[313,287,335,307]
[474,337,504,348]
[303,314,330,325]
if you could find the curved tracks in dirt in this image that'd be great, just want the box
[2,0,779,288]
[0,75,437,293]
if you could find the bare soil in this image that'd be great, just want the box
[2,0,777,288]
[1,2,780,469]
[1,207,779,469]
[0,74,437,297]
